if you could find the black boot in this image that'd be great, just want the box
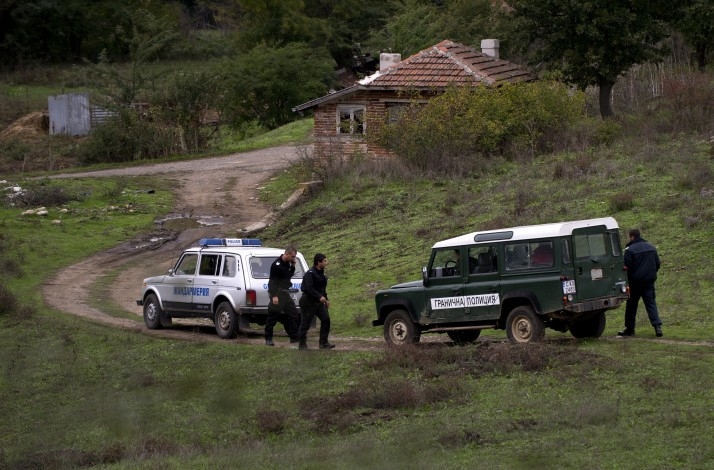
[617,328,635,337]
[319,342,335,349]
[654,324,663,337]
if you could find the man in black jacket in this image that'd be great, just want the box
[618,229,663,337]
[265,246,300,346]
[297,253,334,350]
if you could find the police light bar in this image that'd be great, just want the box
[198,238,262,247]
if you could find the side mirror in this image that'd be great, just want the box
[167,268,175,276]
[422,266,429,287]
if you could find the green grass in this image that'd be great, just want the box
[217,118,314,153]
[1,120,714,468]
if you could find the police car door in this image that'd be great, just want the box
[425,247,467,323]
[192,252,221,315]
[161,252,198,313]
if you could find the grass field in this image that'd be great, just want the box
[1,93,714,468]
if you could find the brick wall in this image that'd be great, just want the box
[312,89,423,160]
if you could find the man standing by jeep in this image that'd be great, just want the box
[265,246,300,346]
[618,229,663,337]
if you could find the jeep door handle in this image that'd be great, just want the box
[211,280,218,284]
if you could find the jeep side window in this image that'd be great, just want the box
[174,253,198,275]
[562,239,572,264]
[429,249,460,277]
[610,232,622,256]
[468,246,496,274]
[530,242,554,267]
[505,244,529,271]
[574,233,608,259]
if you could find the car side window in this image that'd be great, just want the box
[222,255,237,277]
[530,242,554,267]
[429,248,461,278]
[574,233,607,259]
[468,246,496,274]
[505,244,529,271]
[174,253,198,275]
[198,254,220,276]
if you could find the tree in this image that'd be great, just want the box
[509,0,671,118]
[220,42,335,129]
[87,5,179,105]
[676,0,714,71]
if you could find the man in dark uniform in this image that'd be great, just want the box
[265,246,300,346]
[297,253,334,350]
[618,229,663,337]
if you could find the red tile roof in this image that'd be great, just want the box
[363,40,534,87]
[293,40,533,112]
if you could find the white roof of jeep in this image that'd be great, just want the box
[433,217,619,249]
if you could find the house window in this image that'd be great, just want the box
[337,105,365,134]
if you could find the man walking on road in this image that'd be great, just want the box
[618,229,663,338]
[298,253,335,350]
[265,246,300,346]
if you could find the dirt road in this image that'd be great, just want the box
[42,145,385,348]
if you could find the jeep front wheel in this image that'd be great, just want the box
[143,294,164,329]
[570,310,606,339]
[215,301,239,339]
[384,310,420,346]
[506,306,545,343]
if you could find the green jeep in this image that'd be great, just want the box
[373,217,629,345]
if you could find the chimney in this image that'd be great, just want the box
[380,53,401,70]
[480,39,499,59]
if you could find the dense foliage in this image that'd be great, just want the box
[372,82,587,173]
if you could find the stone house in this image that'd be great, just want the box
[292,39,535,159]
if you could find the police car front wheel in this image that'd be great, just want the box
[143,294,165,329]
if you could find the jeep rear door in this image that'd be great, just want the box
[571,225,616,300]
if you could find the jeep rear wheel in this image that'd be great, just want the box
[143,293,164,329]
[215,301,239,339]
[570,311,606,339]
[447,330,481,344]
[506,306,545,343]
[384,310,420,346]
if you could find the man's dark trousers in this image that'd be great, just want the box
[298,297,330,345]
[265,290,299,341]
[624,281,661,330]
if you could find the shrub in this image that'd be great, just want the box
[0,282,18,316]
[77,108,179,164]
[6,180,81,208]
[371,81,586,174]
[610,192,635,212]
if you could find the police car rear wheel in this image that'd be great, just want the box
[215,301,239,339]
[384,310,420,346]
[506,305,545,343]
[143,294,164,330]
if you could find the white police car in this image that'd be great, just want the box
[136,238,308,339]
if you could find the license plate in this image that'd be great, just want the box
[591,268,603,280]
[562,280,576,294]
